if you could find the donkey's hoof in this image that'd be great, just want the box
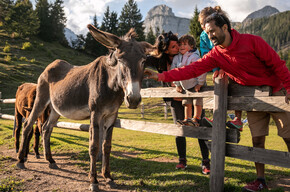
[24,157,28,162]
[16,162,26,169]
[35,155,40,159]
[89,183,99,191]
[105,179,116,189]
[16,149,19,153]
[49,163,59,169]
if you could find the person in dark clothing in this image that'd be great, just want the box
[145,31,210,173]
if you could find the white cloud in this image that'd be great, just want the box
[64,0,114,35]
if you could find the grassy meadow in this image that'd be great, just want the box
[0,115,289,191]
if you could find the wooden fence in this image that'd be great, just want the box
[1,77,290,192]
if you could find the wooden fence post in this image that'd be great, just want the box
[210,76,228,192]
[141,103,144,119]
[164,103,168,119]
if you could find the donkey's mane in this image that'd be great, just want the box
[123,28,138,41]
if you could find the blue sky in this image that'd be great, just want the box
[33,0,290,35]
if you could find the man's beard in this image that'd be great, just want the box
[211,34,225,46]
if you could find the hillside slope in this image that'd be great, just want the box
[0,29,96,98]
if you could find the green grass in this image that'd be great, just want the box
[0,117,289,191]
[0,176,24,192]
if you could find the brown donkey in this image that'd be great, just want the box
[14,83,50,158]
[16,25,156,191]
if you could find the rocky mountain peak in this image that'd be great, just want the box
[143,4,190,37]
[145,4,175,19]
[243,5,279,22]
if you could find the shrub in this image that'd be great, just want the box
[4,55,12,62]
[3,45,10,53]
[30,58,36,63]
[19,56,28,61]
[3,42,10,53]
[21,42,33,50]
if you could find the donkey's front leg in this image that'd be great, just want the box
[102,125,114,177]
[89,111,100,191]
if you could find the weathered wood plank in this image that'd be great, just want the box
[2,96,287,112]
[141,87,214,98]
[228,96,290,112]
[115,119,240,143]
[203,98,214,109]
[228,84,271,97]
[0,114,240,143]
[141,85,272,98]
[55,121,90,131]
[210,77,228,192]
[0,113,15,121]
[0,98,16,104]
[225,144,290,168]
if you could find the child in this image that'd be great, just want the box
[171,35,206,127]
[198,6,243,131]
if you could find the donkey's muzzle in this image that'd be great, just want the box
[125,95,141,109]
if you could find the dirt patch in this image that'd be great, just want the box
[0,146,132,192]
[268,177,290,192]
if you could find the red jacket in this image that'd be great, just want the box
[158,29,290,94]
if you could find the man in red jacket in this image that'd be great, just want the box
[145,11,290,192]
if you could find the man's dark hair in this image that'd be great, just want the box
[204,12,231,34]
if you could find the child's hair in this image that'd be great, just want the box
[178,35,196,49]
[198,6,229,28]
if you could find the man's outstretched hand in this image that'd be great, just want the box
[144,69,159,81]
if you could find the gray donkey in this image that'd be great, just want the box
[16,24,156,191]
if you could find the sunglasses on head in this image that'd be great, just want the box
[205,12,227,25]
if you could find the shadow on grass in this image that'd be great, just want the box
[50,135,88,148]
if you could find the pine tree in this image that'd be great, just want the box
[85,14,106,57]
[100,6,118,35]
[189,6,202,48]
[35,0,51,41]
[72,34,85,51]
[50,0,67,45]
[146,26,156,45]
[4,0,39,37]
[0,0,13,25]
[109,11,118,35]
[118,0,144,40]
[100,6,111,32]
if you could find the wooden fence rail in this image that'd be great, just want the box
[0,99,170,119]
[1,79,290,192]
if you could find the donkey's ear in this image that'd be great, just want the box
[140,41,159,56]
[87,24,121,49]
